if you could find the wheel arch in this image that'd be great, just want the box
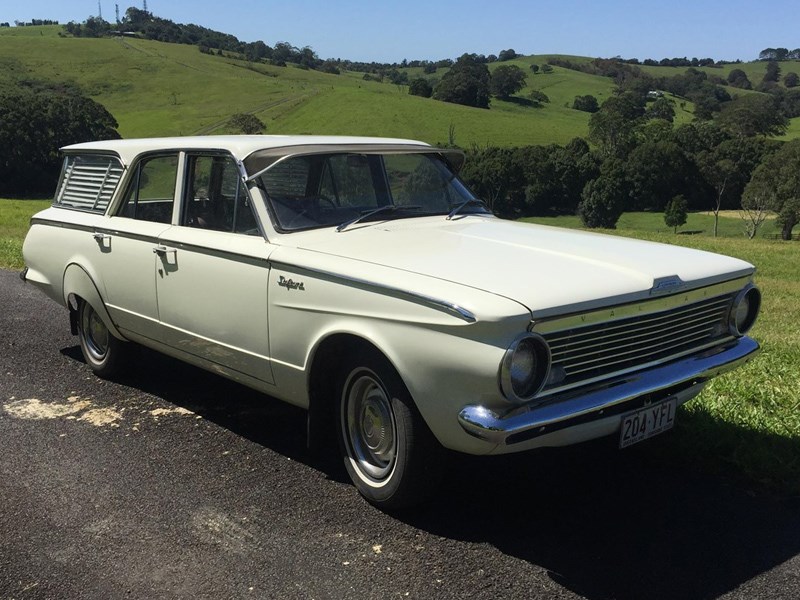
[62,263,125,341]
[306,332,406,452]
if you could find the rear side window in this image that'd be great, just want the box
[54,154,124,213]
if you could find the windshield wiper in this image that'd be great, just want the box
[336,205,422,232]
[446,198,489,220]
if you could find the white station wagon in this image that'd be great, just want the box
[22,135,761,507]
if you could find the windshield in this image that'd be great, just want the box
[257,152,489,232]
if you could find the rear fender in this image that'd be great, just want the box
[62,264,125,341]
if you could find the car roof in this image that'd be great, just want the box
[62,135,433,165]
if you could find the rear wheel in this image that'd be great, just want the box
[337,349,444,509]
[77,300,128,378]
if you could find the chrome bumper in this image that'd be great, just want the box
[458,337,760,446]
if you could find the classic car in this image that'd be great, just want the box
[21,135,761,508]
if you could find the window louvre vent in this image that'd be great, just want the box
[54,155,124,213]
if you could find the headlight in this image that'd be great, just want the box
[728,284,761,336]
[499,333,551,403]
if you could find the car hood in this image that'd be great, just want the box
[294,217,754,317]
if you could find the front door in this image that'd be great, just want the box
[155,153,275,384]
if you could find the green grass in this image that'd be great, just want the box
[523,210,784,238]
[0,199,51,270]
[779,115,800,140]
[523,211,780,238]
[524,211,800,494]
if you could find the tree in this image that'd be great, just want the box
[717,94,788,138]
[497,140,600,216]
[645,97,675,122]
[408,78,433,98]
[625,141,699,211]
[578,162,627,228]
[740,180,773,239]
[489,65,527,99]
[319,60,340,74]
[697,153,736,237]
[588,93,645,157]
[671,121,730,156]
[744,139,800,240]
[433,53,491,109]
[785,72,799,88]
[759,48,790,61]
[763,60,781,83]
[497,49,518,61]
[727,68,752,90]
[227,113,265,134]
[0,85,120,196]
[244,40,271,61]
[664,195,688,233]
[572,95,599,113]
[460,146,526,217]
[272,41,297,64]
[528,90,549,107]
[541,64,553,74]
[529,64,539,75]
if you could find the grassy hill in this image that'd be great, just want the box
[1,25,798,146]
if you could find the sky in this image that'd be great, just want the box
[4,1,799,64]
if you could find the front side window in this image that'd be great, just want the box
[258,152,485,232]
[183,155,259,235]
[119,155,178,223]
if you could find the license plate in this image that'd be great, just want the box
[619,398,677,449]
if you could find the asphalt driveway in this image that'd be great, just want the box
[1,268,799,599]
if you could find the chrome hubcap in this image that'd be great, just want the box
[344,372,397,481]
[82,305,109,361]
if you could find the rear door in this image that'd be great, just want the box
[96,153,179,340]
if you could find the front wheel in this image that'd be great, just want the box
[337,349,444,509]
[77,299,128,378]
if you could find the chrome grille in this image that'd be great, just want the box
[542,294,733,391]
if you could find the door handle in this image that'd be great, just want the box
[93,232,111,241]
[152,245,177,256]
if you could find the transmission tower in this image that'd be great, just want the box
[115,4,120,25]
[98,1,102,19]
[143,0,148,13]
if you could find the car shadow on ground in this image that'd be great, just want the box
[415,439,800,599]
[64,344,800,600]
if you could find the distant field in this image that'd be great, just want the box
[0,27,609,146]
[522,210,783,238]
[3,26,798,145]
